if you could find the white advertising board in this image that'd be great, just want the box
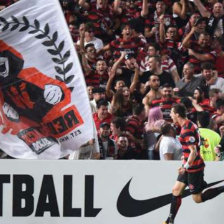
[0,160,223,224]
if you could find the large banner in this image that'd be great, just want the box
[0,0,94,159]
[0,160,223,224]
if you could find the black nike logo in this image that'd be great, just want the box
[117,178,224,217]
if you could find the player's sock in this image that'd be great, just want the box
[166,195,182,223]
[201,185,224,202]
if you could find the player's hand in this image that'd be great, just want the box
[44,84,63,105]
[178,167,186,175]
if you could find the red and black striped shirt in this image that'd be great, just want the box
[86,7,113,38]
[126,115,144,139]
[120,8,141,24]
[85,71,108,88]
[126,115,144,152]
[151,97,177,122]
[109,37,145,60]
[179,120,205,173]
[191,99,215,116]
[189,41,214,73]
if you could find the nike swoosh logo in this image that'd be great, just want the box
[117,178,224,217]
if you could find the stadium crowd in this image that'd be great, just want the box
[1,0,224,161]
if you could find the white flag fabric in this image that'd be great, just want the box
[0,0,94,159]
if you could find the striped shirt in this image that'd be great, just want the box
[126,115,144,152]
[85,71,108,88]
[120,7,141,24]
[126,115,143,140]
[191,99,215,116]
[210,50,224,77]
[151,97,177,122]
[109,37,145,61]
[179,120,205,173]
[86,7,113,38]
[188,41,214,73]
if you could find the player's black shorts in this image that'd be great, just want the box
[177,170,207,194]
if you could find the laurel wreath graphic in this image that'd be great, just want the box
[0,16,74,85]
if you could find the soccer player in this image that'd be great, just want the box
[163,104,224,224]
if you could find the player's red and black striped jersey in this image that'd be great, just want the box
[109,37,145,60]
[151,97,177,122]
[179,120,205,173]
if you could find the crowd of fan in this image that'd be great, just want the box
[1,0,224,161]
